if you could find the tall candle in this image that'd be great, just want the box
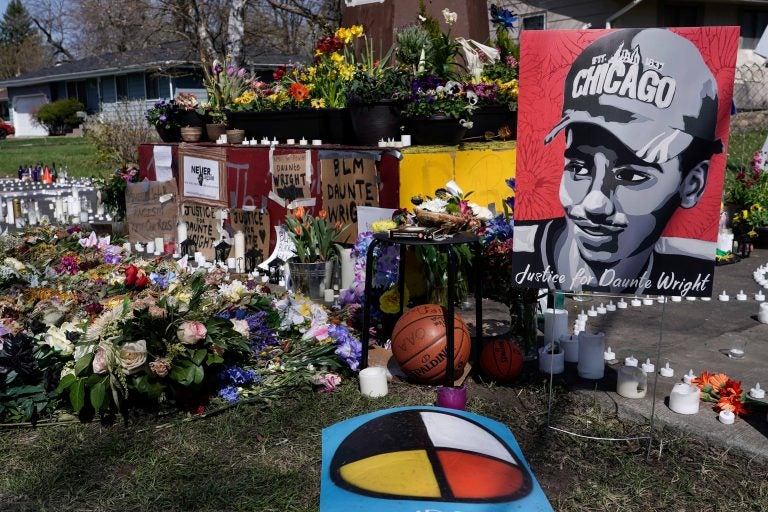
[146,241,155,254]
[5,198,14,224]
[339,248,355,289]
[359,366,388,397]
[177,221,188,243]
[559,334,579,363]
[577,331,605,379]
[234,231,245,273]
[154,237,164,254]
[544,308,568,344]
[668,383,700,414]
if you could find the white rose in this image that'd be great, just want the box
[45,327,74,356]
[469,203,494,221]
[4,257,25,272]
[119,340,147,375]
[230,319,250,338]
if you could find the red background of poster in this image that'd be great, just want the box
[515,27,739,243]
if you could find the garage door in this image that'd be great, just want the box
[12,94,49,136]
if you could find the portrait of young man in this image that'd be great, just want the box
[511,27,739,297]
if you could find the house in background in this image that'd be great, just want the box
[492,0,768,109]
[0,42,304,137]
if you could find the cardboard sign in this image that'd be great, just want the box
[320,156,379,243]
[229,208,271,266]
[270,151,312,207]
[259,225,297,271]
[179,202,226,260]
[511,27,738,297]
[125,179,179,243]
[179,145,228,206]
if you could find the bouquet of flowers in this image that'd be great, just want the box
[284,207,350,263]
[400,76,478,122]
[204,56,251,120]
[145,99,179,129]
[693,371,767,417]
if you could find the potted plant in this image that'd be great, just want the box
[174,92,204,141]
[399,76,478,145]
[283,206,350,300]
[347,39,410,145]
[204,57,250,140]
[145,99,180,142]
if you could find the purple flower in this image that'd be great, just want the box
[218,366,259,385]
[329,324,361,371]
[103,245,123,265]
[159,114,167,123]
[237,68,246,78]
[217,385,239,404]
[227,66,236,76]
[245,311,279,353]
[149,272,171,290]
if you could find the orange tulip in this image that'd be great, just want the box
[293,225,303,236]
[294,206,305,221]
[334,221,343,231]
[318,210,327,219]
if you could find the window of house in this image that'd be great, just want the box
[522,13,545,31]
[115,75,129,100]
[66,81,87,103]
[663,4,700,27]
[145,75,162,100]
[740,8,768,50]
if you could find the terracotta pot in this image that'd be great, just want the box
[225,129,245,144]
[180,126,203,142]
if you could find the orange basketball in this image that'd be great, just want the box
[391,304,471,384]
[479,340,524,382]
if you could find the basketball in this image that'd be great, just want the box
[391,304,471,384]
[479,340,524,382]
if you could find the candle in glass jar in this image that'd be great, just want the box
[437,386,467,410]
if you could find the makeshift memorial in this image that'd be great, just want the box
[669,383,701,414]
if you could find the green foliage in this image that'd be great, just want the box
[0,137,104,178]
[395,24,430,70]
[84,101,157,168]
[284,207,351,263]
[35,99,85,136]
[0,0,35,44]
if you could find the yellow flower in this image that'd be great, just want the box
[330,52,344,64]
[371,220,397,232]
[335,27,352,43]
[339,63,355,81]
[234,90,256,104]
[379,286,409,314]
[310,98,326,109]
[350,25,364,38]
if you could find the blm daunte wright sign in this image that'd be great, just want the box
[320,155,379,243]
[511,27,738,297]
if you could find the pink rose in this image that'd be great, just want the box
[177,321,207,345]
[149,358,171,377]
[92,347,108,374]
[311,372,342,393]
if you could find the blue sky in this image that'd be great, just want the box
[0,0,9,16]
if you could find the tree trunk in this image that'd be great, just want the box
[226,0,247,66]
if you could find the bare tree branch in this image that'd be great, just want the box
[31,16,74,61]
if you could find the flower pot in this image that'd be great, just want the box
[180,126,203,142]
[465,104,517,140]
[206,123,227,141]
[324,107,356,145]
[227,109,326,142]
[225,129,245,145]
[155,125,181,143]
[349,102,401,146]
[178,110,203,127]
[287,260,334,301]
[403,116,467,146]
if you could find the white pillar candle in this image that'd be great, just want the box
[401,134,412,147]
[227,257,236,269]
[669,383,700,414]
[543,308,568,345]
[359,366,388,397]
[79,211,89,223]
[617,366,647,398]
[177,221,188,243]
[324,288,335,302]
[5,198,14,224]
[759,303,768,324]
[577,331,605,379]
[234,231,246,273]
[154,237,164,253]
[538,344,564,374]
[339,248,355,289]
[559,334,579,363]
[146,241,155,254]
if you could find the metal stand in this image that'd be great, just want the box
[359,231,483,386]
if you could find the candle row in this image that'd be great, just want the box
[214,135,324,146]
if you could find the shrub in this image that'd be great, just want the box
[84,100,159,168]
[34,98,84,135]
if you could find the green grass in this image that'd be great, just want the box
[0,137,106,179]
[1,377,766,511]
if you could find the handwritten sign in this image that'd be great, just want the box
[179,202,222,260]
[179,145,228,206]
[230,208,271,266]
[259,225,297,271]
[125,179,179,243]
[270,152,312,206]
[320,157,379,243]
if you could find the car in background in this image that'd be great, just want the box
[0,121,14,139]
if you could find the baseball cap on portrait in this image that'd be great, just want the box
[545,28,723,164]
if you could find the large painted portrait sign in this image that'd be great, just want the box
[512,27,739,297]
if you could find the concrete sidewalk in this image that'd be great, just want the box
[468,250,768,462]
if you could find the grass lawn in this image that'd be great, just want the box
[0,137,106,179]
[1,375,765,511]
